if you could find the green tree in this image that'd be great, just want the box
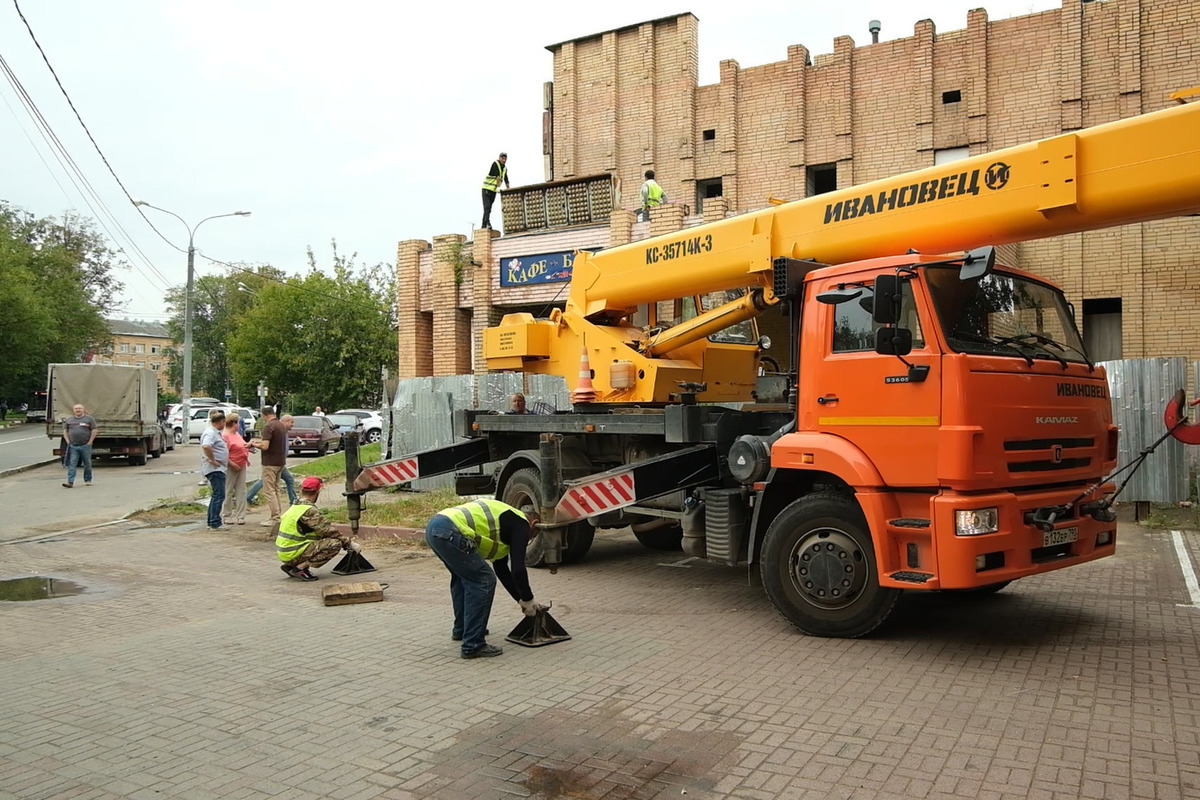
[0,203,125,403]
[227,242,397,412]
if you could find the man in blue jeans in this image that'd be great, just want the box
[199,409,229,530]
[62,404,97,488]
[424,499,548,659]
[246,466,297,505]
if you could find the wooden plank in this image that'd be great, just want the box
[322,581,385,606]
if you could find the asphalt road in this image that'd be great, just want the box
[0,442,213,543]
[0,423,55,475]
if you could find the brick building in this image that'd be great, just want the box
[396,0,1200,379]
[94,320,173,392]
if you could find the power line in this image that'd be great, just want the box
[0,52,172,293]
[11,0,185,259]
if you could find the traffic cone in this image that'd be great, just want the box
[571,345,596,403]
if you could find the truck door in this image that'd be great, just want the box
[807,275,941,488]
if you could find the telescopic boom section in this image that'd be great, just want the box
[567,100,1200,321]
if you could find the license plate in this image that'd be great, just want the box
[1043,526,1078,547]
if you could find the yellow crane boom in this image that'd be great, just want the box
[485,100,1200,403]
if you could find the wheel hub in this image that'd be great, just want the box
[788,529,866,609]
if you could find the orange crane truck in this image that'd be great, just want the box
[349,99,1200,637]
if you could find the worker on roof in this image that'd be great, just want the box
[481,152,510,230]
[640,169,666,221]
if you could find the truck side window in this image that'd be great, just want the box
[832,283,924,353]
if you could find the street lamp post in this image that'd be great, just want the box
[134,200,251,446]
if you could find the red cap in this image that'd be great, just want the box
[301,476,323,492]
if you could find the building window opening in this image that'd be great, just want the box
[1082,297,1122,362]
[806,163,837,196]
[702,128,716,141]
[942,90,962,104]
[696,178,723,214]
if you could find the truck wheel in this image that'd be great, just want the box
[633,525,683,551]
[760,492,900,638]
[501,468,593,566]
[129,453,148,467]
[150,437,162,458]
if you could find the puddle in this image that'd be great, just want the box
[0,576,86,601]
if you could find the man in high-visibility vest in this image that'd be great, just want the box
[276,476,361,581]
[481,152,509,230]
[639,169,666,221]
[424,498,547,658]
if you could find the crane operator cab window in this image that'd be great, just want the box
[925,267,1088,364]
[832,281,924,353]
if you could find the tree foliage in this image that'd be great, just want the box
[0,202,125,403]
[226,242,397,412]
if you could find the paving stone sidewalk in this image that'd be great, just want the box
[1,520,1198,799]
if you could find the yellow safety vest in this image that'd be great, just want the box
[438,499,525,561]
[276,503,316,562]
[482,161,507,192]
[644,180,664,207]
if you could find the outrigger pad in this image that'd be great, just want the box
[506,609,572,647]
[331,550,376,575]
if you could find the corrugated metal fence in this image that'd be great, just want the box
[388,360,1195,501]
[389,374,569,490]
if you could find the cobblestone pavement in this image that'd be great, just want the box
[1,519,1198,800]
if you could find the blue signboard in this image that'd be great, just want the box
[500,251,575,287]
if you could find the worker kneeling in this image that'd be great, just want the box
[425,499,547,659]
[277,476,361,581]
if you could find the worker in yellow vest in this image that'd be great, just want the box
[424,498,547,658]
[639,169,666,221]
[481,152,509,230]
[276,476,361,581]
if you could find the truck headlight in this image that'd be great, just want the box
[956,508,999,536]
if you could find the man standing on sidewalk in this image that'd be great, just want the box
[250,407,289,528]
[62,404,97,488]
[200,409,229,530]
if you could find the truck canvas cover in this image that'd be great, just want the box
[47,364,157,438]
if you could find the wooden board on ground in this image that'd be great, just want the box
[322,581,385,606]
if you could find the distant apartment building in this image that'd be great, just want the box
[95,319,173,392]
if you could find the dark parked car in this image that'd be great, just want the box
[288,415,342,456]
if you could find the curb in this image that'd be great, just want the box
[332,523,424,544]
[0,458,59,480]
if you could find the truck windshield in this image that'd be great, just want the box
[925,267,1089,364]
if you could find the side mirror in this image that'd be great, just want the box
[875,326,912,357]
[872,274,900,324]
[958,245,996,281]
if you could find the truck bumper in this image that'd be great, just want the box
[871,483,1117,590]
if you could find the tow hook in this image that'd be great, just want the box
[1024,505,1070,532]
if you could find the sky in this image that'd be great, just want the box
[1,0,1062,322]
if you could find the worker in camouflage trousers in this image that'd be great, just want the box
[276,476,361,581]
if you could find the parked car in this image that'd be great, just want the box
[334,408,383,443]
[288,415,342,456]
[325,413,364,441]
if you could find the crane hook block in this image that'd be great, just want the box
[1164,389,1200,445]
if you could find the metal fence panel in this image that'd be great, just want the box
[1100,357,1187,503]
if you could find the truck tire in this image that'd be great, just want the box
[150,436,163,458]
[501,468,594,566]
[760,491,900,638]
[129,452,148,467]
[633,525,683,551]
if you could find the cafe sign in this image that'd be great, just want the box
[501,251,575,287]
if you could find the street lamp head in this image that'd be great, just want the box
[235,211,251,217]
[132,200,149,207]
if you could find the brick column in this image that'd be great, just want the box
[702,197,728,225]
[471,229,500,376]
[396,239,431,378]
[648,203,685,237]
[609,209,635,248]
[431,234,471,376]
